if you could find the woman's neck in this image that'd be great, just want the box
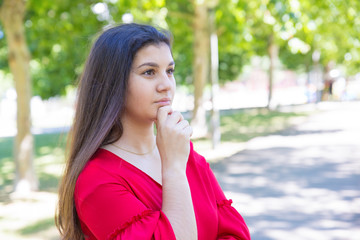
[115,116,156,153]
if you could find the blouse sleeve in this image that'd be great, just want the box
[206,162,251,240]
[75,177,176,240]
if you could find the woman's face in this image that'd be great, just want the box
[123,43,176,123]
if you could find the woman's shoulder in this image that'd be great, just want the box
[82,148,123,172]
[76,149,127,188]
[189,141,210,169]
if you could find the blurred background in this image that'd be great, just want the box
[0,0,359,239]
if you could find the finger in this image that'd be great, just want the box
[174,120,189,130]
[167,111,183,125]
[178,112,184,122]
[156,106,173,126]
[183,125,193,138]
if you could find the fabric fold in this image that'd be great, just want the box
[107,210,176,240]
[217,199,233,208]
[107,209,152,239]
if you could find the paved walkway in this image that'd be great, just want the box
[211,101,360,240]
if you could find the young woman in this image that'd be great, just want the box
[56,23,250,240]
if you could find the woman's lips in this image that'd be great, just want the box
[155,98,171,106]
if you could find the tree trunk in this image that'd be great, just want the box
[311,50,322,103]
[305,63,311,103]
[191,0,210,138]
[0,0,38,193]
[209,8,220,149]
[267,33,278,109]
[322,61,334,101]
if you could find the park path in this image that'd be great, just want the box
[210,101,360,240]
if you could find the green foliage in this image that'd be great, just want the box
[218,52,247,82]
[0,42,8,72]
[215,0,250,81]
[24,0,103,99]
[0,0,359,98]
[165,1,194,84]
[279,43,312,71]
[285,0,360,74]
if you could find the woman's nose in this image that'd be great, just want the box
[157,72,173,92]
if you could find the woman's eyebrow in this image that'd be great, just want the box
[137,61,175,69]
[137,62,158,68]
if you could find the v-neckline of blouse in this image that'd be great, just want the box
[99,148,163,188]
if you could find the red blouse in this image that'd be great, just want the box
[75,142,250,240]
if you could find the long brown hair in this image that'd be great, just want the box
[55,23,171,239]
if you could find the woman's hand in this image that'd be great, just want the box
[155,106,197,240]
[155,106,193,172]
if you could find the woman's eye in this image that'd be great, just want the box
[167,68,175,75]
[143,69,155,76]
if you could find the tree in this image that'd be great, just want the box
[0,0,38,192]
[215,0,251,82]
[25,0,103,99]
[299,0,360,75]
[277,0,360,100]
[190,0,210,138]
[208,4,221,148]
[0,0,106,193]
[169,0,250,139]
[242,0,298,108]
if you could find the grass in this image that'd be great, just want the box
[18,217,55,235]
[0,132,67,198]
[0,109,308,195]
[0,108,308,239]
[192,107,307,151]
[0,132,66,240]
[221,108,306,141]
